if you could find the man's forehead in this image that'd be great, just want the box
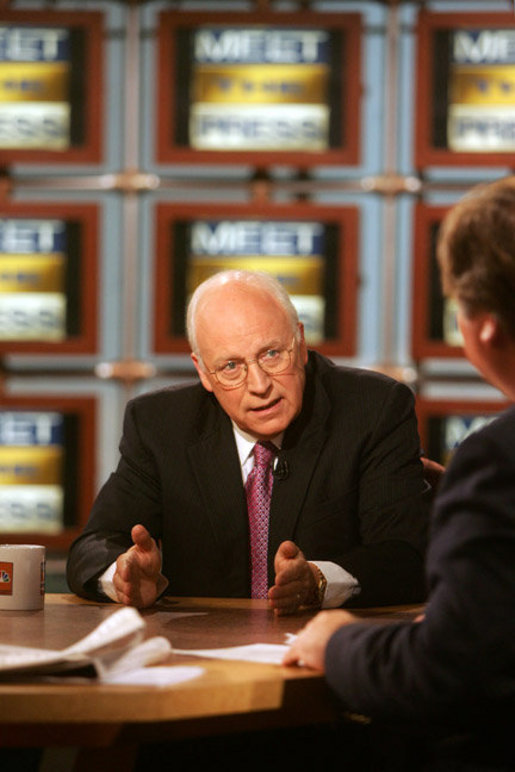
[199,281,272,311]
[196,286,290,335]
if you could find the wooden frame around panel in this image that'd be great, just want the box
[156,11,362,168]
[416,397,510,467]
[0,10,104,166]
[0,394,96,550]
[153,202,359,358]
[415,10,515,169]
[411,201,464,360]
[0,202,99,355]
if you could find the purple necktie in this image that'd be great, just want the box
[245,441,276,598]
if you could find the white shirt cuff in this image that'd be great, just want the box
[311,560,360,608]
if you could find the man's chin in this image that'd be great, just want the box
[245,416,290,440]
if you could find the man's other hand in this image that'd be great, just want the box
[113,524,161,608]
[268,540,319,615]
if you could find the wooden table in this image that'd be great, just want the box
[0,594,423,769]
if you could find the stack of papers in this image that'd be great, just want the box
[0,607,173,680]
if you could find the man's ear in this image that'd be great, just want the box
[191,353,214,392]
[297,322,308,365]
[479,315,503,346]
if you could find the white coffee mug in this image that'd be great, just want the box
[0,544,46,610]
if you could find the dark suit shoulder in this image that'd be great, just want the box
[127,380,204,412]
[464,404,515,450]
[123,380,225,443]
[442,404,515,481]
[434,405,515,533]
[308,350,413,401]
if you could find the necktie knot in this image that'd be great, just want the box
[253,441,276,468]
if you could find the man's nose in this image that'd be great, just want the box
[246,361,272,392]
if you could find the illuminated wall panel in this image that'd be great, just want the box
[0,394,96,549]
[0,203,99,354]
[0,10,104,164]
[157,11,361,167]
[416,11,515,167]
[153,203,359,357]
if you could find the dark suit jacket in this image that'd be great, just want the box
[325,406,515,739]
[66,351,429,605]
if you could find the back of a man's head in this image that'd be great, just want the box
[437,176,515,339]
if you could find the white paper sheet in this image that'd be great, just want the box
[173,641,292,666]
[102,665,204,686]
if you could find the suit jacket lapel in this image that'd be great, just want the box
[187,399,249,577]
[268,371,331,565]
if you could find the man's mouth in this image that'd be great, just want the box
[250,397,281,412]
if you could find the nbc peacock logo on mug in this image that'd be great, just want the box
[0,561,14,595]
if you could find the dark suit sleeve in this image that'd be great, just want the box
[66,398,164,600]
[323,422,515,727]
[338,380,429,606]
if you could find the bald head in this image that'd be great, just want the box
[186,270,299,355]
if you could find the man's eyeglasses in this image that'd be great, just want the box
[208,338,296,389]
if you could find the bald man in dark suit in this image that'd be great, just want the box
[67,271,429,613]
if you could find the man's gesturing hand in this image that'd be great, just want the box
[268,540,319,615]
[113,524,162,608]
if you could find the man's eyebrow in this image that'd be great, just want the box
[258,340,288,354]
[211,352,245,367]
[213,354,243,366]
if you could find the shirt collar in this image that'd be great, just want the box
[232,422,283,467]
